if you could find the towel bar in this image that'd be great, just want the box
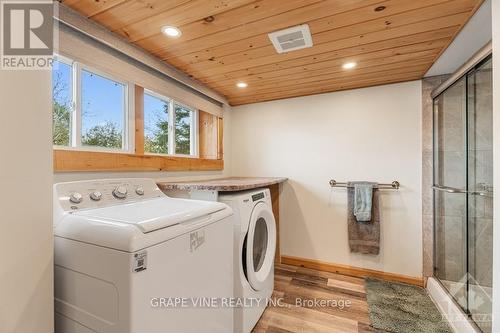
[329,180,400,190]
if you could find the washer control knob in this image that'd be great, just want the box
[69,192,83,204]
[135,186,145,196]
[113,186,128,199]
[89,191,102,201]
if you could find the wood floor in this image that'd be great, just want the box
[253,264,388,333]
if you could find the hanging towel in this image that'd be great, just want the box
[347,182,380,255]
[353,182,375,222]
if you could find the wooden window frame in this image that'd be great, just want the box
[54,84,223,172]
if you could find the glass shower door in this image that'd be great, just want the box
[433,77,468,310]
[433,55,493,332]
[467,58,493,333]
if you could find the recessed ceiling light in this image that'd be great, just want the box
[161,26,182,38]
[236,82,248,88]
[342,62,357,70]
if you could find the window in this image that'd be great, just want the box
[51,55,222,173]
[143,90,197,156]
[81,69,126,149]
[174,102,194,155]
[144,92,169,154]
[51,56,130,151]
[52,59,73,146]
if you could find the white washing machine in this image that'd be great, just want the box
[53,178,234,333]
[219,188,277,333]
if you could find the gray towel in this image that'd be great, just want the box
[347,184,380,255]
[353,182,375,222]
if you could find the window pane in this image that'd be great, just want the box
[52,60,72,146]
[174,103,193,155]
[81,69,125,149]
[144,93,169,154]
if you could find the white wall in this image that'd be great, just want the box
[231,81,423,278]
[0,71,54,332]
[491,0,499,330]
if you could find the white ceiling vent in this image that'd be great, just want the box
[268,24,313,54]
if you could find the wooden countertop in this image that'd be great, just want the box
[157,177,287,192]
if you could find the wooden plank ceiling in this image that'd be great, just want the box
[63,0,483,105]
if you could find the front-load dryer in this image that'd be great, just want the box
[53,178,234,333]
[219,188,276,333]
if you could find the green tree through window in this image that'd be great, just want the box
[144,94,194,156]
[81,121,122,148]
[144,93,169,154]
[52,61,71,146]
[175,103,192,155]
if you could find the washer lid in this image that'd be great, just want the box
[73,197,227,233]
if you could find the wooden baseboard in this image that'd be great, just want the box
[281,255,424,287]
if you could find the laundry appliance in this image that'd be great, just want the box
[53,178,234,333]
[219,188,277,333]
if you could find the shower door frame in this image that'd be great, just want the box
[432,51,492,331]
[432,75,469,311]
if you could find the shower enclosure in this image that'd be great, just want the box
[433,53,492,332]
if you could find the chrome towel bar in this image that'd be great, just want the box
[329,180,400,190]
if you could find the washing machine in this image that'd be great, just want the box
[219,188,277,333]
[53,178,234,333]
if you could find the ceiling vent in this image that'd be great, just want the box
[268,24,313,54]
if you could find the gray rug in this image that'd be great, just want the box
[365,278,452,333]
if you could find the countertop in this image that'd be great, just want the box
[157,177,287,192]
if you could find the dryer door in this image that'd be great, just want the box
[245,202,276,291]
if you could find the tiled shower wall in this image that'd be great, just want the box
[422,75,450,277]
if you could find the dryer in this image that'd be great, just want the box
[219,188,277,333]
[53,178,234,333]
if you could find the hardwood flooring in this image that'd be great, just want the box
[253,264,388,333]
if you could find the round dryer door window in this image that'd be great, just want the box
[245,201,276,291]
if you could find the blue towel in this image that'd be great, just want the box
[353,182,375,222]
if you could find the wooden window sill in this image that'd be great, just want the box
[54,149,223,172]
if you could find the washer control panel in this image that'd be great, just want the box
[55,178,164,212]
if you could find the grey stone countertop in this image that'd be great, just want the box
[157,177,287,192]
